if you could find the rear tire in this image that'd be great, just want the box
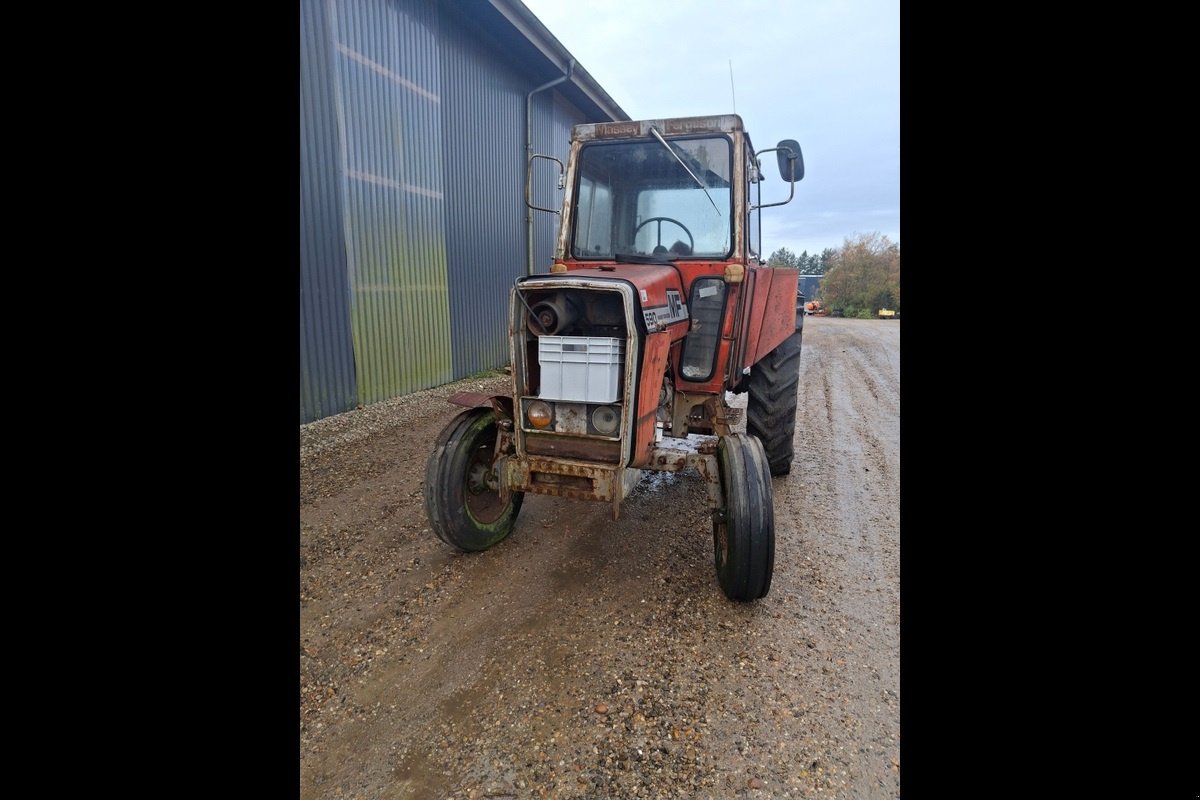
[712,433,775,601]
[746,330,802,475]
[424,408,524,552]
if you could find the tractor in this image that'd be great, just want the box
[424,114,804,601]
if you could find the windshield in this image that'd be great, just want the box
[571,135,733,260]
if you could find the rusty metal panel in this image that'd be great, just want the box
[550,402,589,435]
[630,332,671,468]
[525,434,621,462]
[502,456,618,502]
[330,0,454,406]
[301,0,358,423]
[748,267,799,366]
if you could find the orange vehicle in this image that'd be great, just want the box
[425,115,804,601]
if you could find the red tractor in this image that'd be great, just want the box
[424,115,804,601]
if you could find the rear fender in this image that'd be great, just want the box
[744,267,799,369]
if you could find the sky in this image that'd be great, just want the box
[520,0,899,260]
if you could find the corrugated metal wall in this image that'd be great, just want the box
[300,0,604,422]
[439,14,526,378]
[301,0,357,423]
[330,0,454,407]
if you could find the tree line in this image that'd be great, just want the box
[765,246,832,275]
[769,232,899,318]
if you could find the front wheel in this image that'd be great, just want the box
[424,408,524,552]
[712,433,775,601]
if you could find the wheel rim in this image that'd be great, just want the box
[715,511,729,568]
[463,439,505,524]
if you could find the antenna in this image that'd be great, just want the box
[728,60,736,113]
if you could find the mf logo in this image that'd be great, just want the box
[666,289,683,319]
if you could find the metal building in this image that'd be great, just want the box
[798,274,824,303]
[301,0,628,423]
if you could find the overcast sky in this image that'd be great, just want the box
[520,0,899,260]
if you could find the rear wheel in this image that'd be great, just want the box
[712,433,775,601]
[424,408,524,552]
[747,329,802,475]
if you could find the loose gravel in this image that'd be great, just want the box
[300,317,900,799]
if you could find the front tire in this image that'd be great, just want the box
[746,330,802,475]
[424,408,524,552]
[713,433,775,601]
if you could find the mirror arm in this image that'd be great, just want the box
[525,154,564,214]
[750,146,798,211]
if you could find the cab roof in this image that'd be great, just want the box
[572,114,746,142]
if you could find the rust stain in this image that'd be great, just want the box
[532,461,601,478]
[652,454,686,469]
[525,435,621,462]
[531,472,593,490]
[555,403,587,434]
[503,456,619,502]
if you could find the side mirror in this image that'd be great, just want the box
[776,140,804,183]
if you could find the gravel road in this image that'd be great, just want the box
[300,316,900,799]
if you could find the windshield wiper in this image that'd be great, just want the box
[649,126,720,217]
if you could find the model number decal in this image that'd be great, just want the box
[642,289,689,331]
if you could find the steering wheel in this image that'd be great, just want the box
[635,217,694,254]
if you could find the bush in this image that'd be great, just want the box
[841,305,875,320]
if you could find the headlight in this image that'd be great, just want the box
[591,405,620,435]
[527,400,553,429]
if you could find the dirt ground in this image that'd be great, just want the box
[300,316,900,799]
